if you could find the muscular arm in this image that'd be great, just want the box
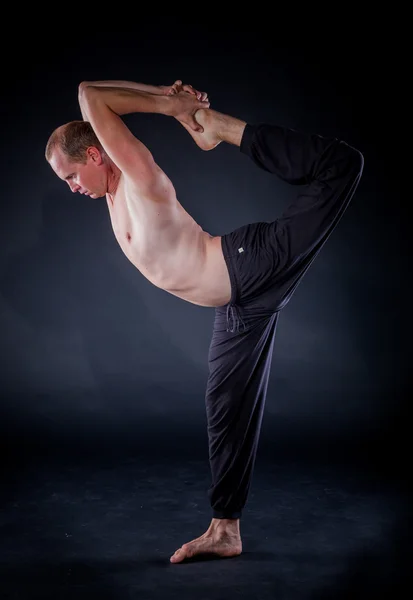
[79,82,208,123]
[80,80,166,95]
[78,83,171,119]
[77,82,209,183]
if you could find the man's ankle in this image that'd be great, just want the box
[210,517,240,533]
[213,112,246,147]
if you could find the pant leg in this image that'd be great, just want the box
[239,123,364,311]
[206,307,279,519]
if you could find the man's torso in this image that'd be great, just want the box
[106,175,231,307]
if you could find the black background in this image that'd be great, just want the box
[0,30,410,597]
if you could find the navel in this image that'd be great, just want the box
[126,232,132,242]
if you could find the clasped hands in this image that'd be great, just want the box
[162,79,209,102]
[161,79,210,132]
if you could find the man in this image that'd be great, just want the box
[45,79,364,564]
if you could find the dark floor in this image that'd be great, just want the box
[0,437,410,600]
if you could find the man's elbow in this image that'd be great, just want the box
[78,81,96,100]
[78,83,95,121]
[79,80,93,90]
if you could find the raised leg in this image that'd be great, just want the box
[238,123,364,312]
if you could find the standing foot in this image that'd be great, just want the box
[170,518,242,563]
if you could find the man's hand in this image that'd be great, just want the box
[168,90,210,132]
[162,80,209,102]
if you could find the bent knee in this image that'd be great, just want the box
[342,142,364,177]
[350,147,364,176]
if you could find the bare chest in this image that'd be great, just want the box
[106,186,207,287]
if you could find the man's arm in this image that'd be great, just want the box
[77,82,167,123]
[79,82,171,117]
[79,80,208,101]
[78,82,209,184]
[79,80,173,96]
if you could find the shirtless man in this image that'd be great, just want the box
[45,79,364,564]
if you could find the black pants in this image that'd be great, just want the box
[205,123,364,519]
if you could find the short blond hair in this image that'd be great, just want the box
[45,120,103,163]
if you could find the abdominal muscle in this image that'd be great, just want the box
[106,181,232,308]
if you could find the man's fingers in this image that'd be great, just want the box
[196,90,209,102]
[169,80,182,95]
[183,84,197,96]
[181,84,209,103]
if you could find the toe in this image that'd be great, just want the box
[170,547,185,563]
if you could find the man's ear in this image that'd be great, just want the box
[86,146,103,164]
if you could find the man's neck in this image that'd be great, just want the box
[107,164,121,196]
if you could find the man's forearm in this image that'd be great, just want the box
[80,80,165,95]
[78,83,172,118]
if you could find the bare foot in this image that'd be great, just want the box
[177,108,222,151]
[177,108,246,151]
[170,527,242,563]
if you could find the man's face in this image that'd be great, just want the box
[49,146,106,198]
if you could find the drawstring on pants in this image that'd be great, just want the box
[226,303,246,333]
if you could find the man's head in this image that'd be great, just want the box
[45,121,110,198]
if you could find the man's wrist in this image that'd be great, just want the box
[158,85,173,96]
[158,94,175,117]
[145,84,167,95]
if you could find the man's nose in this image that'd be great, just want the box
[69,183,81,193]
